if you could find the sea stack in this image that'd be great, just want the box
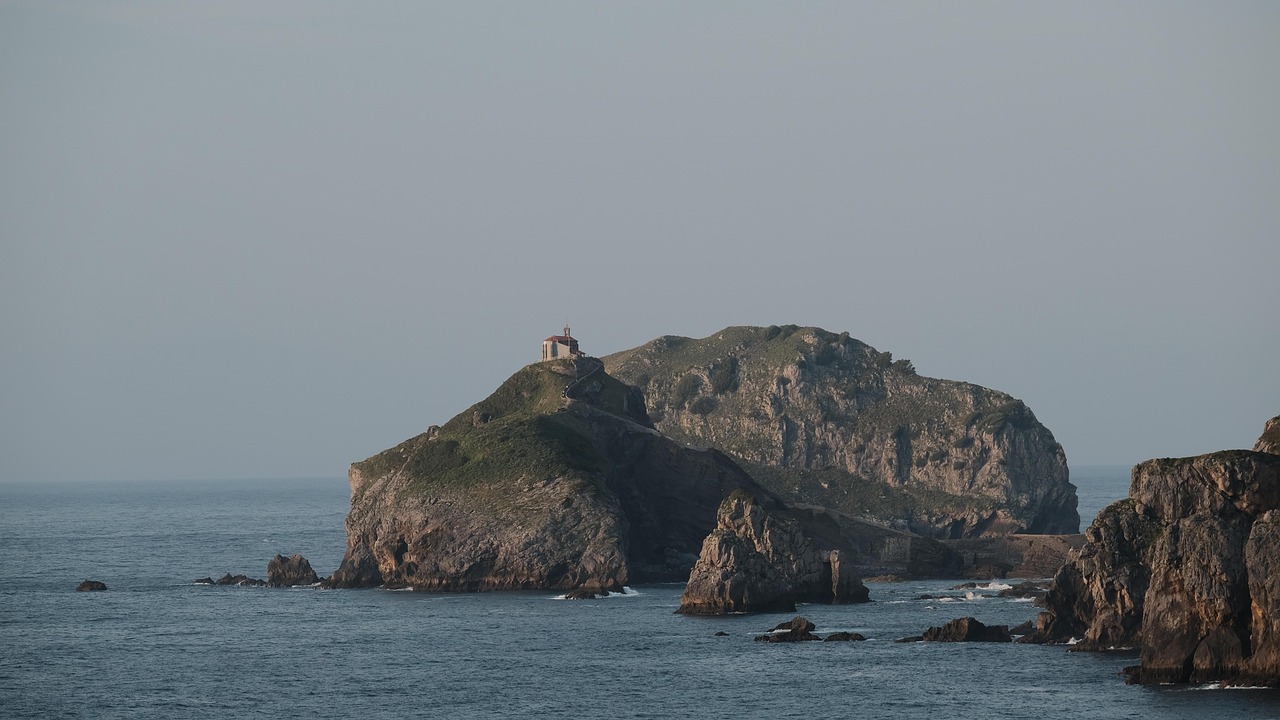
[1029,417,1280,686]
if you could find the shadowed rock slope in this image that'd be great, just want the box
[604,325,1078,539]
[1029,420,1280,686]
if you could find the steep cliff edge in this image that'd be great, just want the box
[1030,435,1280,686]
[329,358,783,591]
[604,325,1077,539]
[1256,415,1280,455]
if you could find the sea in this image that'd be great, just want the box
[3,465,1278,719]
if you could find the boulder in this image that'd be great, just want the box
[193,577,215,585]
[920,617,1012,643]
[563,589,599,600]
[75,580,107,592]
[266,554,319,587]
[824,632,867,642]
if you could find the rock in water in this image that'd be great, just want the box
[76,580,107,592]
[919,617,1012,643]
[267,554,319,587]
[755,616,822,642]
[604,326,1078,538]
[677,491,871,614]
[215,573,266,587]
[1030,435,1280,686]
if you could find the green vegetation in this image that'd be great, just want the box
[688,396,718,415]
[673,374,701,406]
[965,401,1037,434]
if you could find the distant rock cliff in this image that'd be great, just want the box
[1030,420,1280,686]
[329,358,770,591]
[605,325,1078,539]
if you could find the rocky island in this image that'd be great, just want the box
[328,327,1081,601]
[1028,416,1280,686]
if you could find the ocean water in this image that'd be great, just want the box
[3,470,1278,720]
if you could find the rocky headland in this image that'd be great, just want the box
[328,358,807,592]
[1027,418,1280,686]
[605,325,1078,538]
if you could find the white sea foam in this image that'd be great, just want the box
[984,581,1013,591]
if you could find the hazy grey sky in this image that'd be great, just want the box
[2,2,1277,482]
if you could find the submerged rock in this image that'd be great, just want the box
[1029,429,1280,686]
[215,573,266,587]
[266,554,319,587]
[823,632,867,642]
[75,580,107,592]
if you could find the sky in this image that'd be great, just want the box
[2,2,1277,483]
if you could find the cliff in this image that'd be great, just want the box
[328,358,773,591]
[604,325,1078,539]
[1030,438,1280,686]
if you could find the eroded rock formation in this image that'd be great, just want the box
[1029,436,1280,686]
[605,325,1078,538]
[267,554,320,587]
[676,491,871,614]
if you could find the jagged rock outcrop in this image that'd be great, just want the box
[677,492,871,614]
[267,554,320,587]
[1029,446,1280,686]
[604,325,1078,538]
[329,358,797,592]
[1256,415,1280,455]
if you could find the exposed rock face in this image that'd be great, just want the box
[943,534,1085,579]
[76,580,107,592]
[267,554,319,587]
[1030,449,1280,686]
[677,492,871,614]
[329,359,789,592]
[1256,415,1280,455]
[605,325,1078,538]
